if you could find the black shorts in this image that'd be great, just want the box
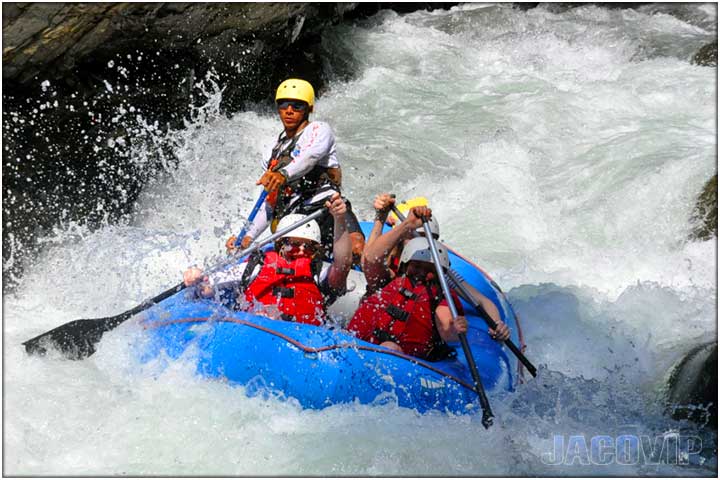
[291,198,362,256]
[315,198,364,256]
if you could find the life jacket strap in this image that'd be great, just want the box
[276,267,295,275]
[239,250,265,292]
[372,328,398,344]
[385,304,409,322]
[272,286,295,298]
[399,287,417,300]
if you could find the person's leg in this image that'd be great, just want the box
[379,341,403,353]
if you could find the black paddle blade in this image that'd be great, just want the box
[22,282,185,361]
[22,317,121,360]
[482,411,494,429]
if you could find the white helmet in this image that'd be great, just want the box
[275,214,321,244]
[416,215,440,239]
[399,236,450,270]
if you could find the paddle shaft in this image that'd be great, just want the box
[22,208,328,359]
[235,190,269,247]
[140,207,328,303]
[421,220,494,428]
[446,270,537,377]
[112,207,328,318]
[390,204,536,377]
[205,207,328,280]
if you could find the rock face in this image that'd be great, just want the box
[1,2,453,288]
[3,2,456,97]
[5,4,326,82]
[2,3,338,288]
[3,3,370,111]
[666,342,717,428]
[692,41,718,67]
[690,174,717,241]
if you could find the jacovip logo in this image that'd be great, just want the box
[542,433,703,466]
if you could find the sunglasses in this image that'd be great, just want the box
[280,238,317,254]
[276,100,308,111]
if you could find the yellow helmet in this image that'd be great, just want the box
[275,78,315,109]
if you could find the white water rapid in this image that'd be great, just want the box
[4,3,717,476]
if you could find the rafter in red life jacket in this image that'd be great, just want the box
[244,251,325,325]
[348,275,456,361]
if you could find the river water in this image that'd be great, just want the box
[4,3,717,476]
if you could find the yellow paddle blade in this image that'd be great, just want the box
[389,196,429,223]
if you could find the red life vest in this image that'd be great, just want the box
[348,276,451,360]
[244,251,325,325]
[388,254,400,275]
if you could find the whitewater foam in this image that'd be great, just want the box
[4,3,716,476]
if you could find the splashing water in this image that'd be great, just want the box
[4,4,717,476]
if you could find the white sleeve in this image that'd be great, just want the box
[245,199,272,239]
[282,122,338,180]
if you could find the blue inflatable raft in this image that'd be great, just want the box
[137,222,523,414]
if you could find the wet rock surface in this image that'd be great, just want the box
[1,2,713,288]
[690,174,717,242]
[666,342,718,428]
[1,2,454,289]
[692,41,718,66]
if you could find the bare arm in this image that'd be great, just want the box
[364,194,395,249]
[361,222,408,291]
[326,193,352,292]
[183,267,215,298]
[456,279,510,341]
[457,280,502,325]
[360,193,395,266]
[363,217,386,257]
[361,206,431,292]
[434,306,468,343]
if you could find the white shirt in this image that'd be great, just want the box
[247,121,340,239]
[262,121,338,173]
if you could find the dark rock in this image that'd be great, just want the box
[666,342,717,428]
[692,41,718,67]
[3,3,458,87]
[690,174,717,241]
[513,3,540,11]
[3,3,297,84]
[518,3,650,13]
[1,3,331,289]
[1,2,457,289]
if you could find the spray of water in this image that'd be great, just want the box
[4,4,717,476]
